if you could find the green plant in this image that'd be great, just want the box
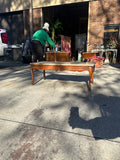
[49,19,63,43]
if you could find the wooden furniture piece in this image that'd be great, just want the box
[82,52,99,62]
[30,61,95,91]
[46,52,70,62]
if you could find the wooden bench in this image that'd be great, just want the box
[30,61,95,91]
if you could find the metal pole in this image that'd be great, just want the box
[29,0,33,39]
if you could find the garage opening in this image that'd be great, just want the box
[43,2,89,59]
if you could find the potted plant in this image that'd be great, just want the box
[49,19,63,43]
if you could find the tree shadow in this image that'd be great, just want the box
[68,94,120,140]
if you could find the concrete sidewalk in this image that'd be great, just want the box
[0,61,120,160]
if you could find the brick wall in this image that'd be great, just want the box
[88,0,120,51]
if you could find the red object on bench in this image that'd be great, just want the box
[89,56,105,68]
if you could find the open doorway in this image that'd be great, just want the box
[43,2,88,59]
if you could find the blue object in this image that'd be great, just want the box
[101,45,104,49]
[78,52,82,62]
[55,47,58,52]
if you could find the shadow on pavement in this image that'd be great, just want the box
[69,94,120,140]
[46,73,89,82]
[109,63,120,69]
[0,61,28,69]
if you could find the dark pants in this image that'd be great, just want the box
[30,40,44,62]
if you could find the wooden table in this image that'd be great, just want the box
[30,61,95,91]
[82,52,99,62]
[46,51,70,62]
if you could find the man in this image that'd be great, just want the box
[31,22,56,62]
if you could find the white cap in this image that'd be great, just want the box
[42,22,49,31]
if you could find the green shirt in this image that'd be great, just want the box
[32,29,56,47]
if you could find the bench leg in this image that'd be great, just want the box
[30,66,34,85]
[92,71,94,84]
[88,67,92,91]
[43,70,45,80]
[88,66,95,91]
